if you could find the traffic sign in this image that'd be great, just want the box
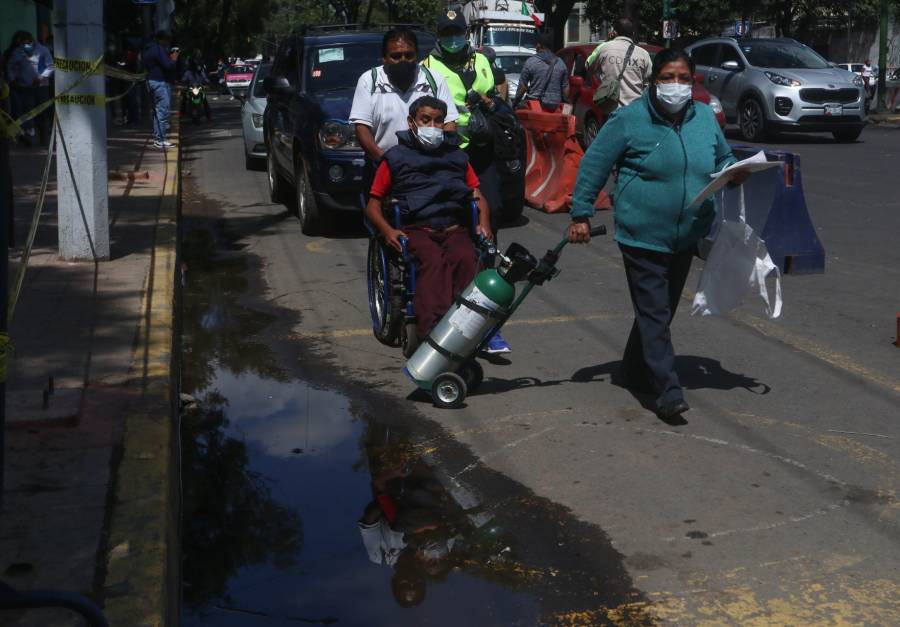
[735,20,751,37]
[663,20,678,40]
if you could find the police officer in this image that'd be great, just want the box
[423,8,510,353]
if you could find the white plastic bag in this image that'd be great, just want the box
[691,187,783,319]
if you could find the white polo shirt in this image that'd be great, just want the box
[349,64,459,153]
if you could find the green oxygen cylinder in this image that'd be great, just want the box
[473,267,516,310]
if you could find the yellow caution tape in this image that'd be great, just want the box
[1,55,150,136]
[57,93,106,106]
[54,56,100,74]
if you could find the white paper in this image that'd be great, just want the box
[318,47,345,63]
[689,150,781,208]
[448,287,498,340]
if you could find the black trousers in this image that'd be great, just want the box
[619,243,694,408]
[466,144,502,236]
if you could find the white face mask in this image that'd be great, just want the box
[414,125,443,150]
[655,83,692,113]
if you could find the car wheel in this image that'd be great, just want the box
[583,113,601,148]
[245,152,256,170]
[267,146,288,203]
[294,154,326,235]
[739,97,768,142]
[832,128,863,142]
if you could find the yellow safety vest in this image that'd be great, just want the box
[424,52,495,148]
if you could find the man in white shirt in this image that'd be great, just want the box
[350,28,458,191]
[862,59,875,99]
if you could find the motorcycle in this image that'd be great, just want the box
[186,84,210,123]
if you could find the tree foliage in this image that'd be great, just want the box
[583,0,899,43]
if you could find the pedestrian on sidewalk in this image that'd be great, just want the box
[143,30,179,149]
[589,18,652,112]
[7,32,43,146]
[567,49,749,422]
[513,30,569,111]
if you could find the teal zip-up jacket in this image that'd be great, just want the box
[571,91,736,253]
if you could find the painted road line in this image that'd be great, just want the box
[292,312,627,340]
[103,119,180,625]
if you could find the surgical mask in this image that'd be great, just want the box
[439,34,467,54]
[384,60,417,90]
[655,83,692,113]
[415,125,444,150]
[22,43,34,54]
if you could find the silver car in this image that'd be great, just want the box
[685,38,866,142]
[241,63,271,169]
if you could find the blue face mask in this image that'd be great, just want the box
[23,43,34,54]
[439,34,467,54]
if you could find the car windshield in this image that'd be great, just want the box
[740,41,829,69]
[494,55,529,74]
[306,43,384,92]
[484,26,536,49]
[227,65,252,75]
[253,64,272,97]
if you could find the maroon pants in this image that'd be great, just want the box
[405,227,479,339]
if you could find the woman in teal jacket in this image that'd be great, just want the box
[568,49,747,421]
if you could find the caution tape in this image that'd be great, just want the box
[0,55,147,138]
[57,93,106,106]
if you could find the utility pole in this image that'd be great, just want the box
[877,0,888,111]
[53,0,110,261]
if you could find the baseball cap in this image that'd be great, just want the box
[437,8,467,32]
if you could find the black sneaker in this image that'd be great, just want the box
[657,400,690,421]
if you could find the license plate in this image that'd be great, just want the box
[824,104,843,116]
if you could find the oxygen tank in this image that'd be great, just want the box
[405,268,515,389]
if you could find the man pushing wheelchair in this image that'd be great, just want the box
[364,96,494,345]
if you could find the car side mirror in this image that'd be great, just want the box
[264,76,291,94]
[721,60,741,72]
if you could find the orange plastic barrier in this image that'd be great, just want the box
[515,101,584,213]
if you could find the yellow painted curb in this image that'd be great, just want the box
[102,112,181,626]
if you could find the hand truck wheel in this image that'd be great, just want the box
[431,372,467,409]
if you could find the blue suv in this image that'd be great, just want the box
[264,28,434,234]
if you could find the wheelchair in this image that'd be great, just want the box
[365,199,491,358]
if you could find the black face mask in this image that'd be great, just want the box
[384,60,417,90]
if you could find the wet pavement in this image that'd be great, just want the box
[178,109,647,626]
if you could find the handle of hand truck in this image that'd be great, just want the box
[589,225,607,237]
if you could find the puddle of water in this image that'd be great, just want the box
[180,217,541,626]
[181,371,542,626]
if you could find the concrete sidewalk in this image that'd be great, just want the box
[1,117,179,625]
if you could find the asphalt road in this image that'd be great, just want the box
[179,99,900,625]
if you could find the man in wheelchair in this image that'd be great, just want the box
[364,96,494,342]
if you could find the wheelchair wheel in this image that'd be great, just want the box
[367,238,403,346]
[401,321,420,358]
[431,372,467,409]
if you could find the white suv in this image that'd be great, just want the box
[685,38,867,142]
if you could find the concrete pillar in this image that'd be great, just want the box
[53,0,109,261]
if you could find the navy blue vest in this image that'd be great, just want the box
[382,131,472,229]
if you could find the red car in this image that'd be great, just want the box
[559,43,726,147]
[224,62,258,99]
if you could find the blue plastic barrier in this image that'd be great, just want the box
[706,146,825,275]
